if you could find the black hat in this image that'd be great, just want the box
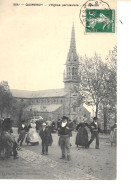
[21,120,25,123]
[3,118,11,124]
[2,118,12,130]
[62,116,68,120]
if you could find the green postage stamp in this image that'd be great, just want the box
[86,9,115,33]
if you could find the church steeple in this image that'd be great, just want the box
[66,23,78,65]
[63,24,80,91]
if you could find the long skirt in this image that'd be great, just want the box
[75,128,88,147]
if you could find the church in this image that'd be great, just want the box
[11,25,90,122]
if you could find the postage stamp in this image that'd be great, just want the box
[79,0,115,33]
[86,9,115,33]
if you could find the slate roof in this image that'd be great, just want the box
[11,88,67,98]
[24,104,62,112]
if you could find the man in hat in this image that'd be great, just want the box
[87,117,103,149]
[58,116,72,161]
[39,122,52,155]
[18,120,27,146]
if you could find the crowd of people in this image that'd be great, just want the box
[0,115,117,161]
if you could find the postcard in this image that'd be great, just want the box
[0,0,117,180]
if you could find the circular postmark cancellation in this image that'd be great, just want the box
[79,0,115,33]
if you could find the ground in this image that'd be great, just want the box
[0,128,116,180]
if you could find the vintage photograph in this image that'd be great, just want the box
[0,0,116,180]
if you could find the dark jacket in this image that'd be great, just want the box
[90,122,102,133]
[57,120,61,129]
[76,123,90,131]
[58,124,71,136]
[18,124,27,134]
[52,121,56,127]
[39,126,52,140]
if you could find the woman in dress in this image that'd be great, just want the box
[26,120,39,145]
[75,119,90,148]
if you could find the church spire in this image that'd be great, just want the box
[66,23,78,65]
[63,24,80,91]
[69,23,76,50]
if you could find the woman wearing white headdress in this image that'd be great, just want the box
[26,120,39,145]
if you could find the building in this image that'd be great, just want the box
[11,24,90,122]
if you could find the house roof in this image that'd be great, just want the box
[24,104,62,112]
[11,88,67,98]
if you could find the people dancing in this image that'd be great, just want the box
[87,117,103,149]
[18,120,27,146]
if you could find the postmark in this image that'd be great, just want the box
[79,0,115,33]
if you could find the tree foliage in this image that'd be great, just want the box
[75,46,117,125]
[11,99,30,127]
[0,81,13,117]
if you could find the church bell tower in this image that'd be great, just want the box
[63,24,80,92]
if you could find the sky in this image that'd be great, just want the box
[0,0,116,91]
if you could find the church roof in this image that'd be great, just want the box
[24,104,62,112]
[11,88,67,98]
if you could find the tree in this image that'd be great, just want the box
[106,45,117,72]
[102,45,117,129]
[0,81,13,117]
[78,53,115,118]
[75,46,117,131]
[11,99,30,127]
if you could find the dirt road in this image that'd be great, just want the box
[0,129,116,180]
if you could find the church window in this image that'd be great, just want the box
[67,68,69,76]
[75,68,77,75]
[69,67,71,74]
[73,106,76,112]
[72,67,75,75]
